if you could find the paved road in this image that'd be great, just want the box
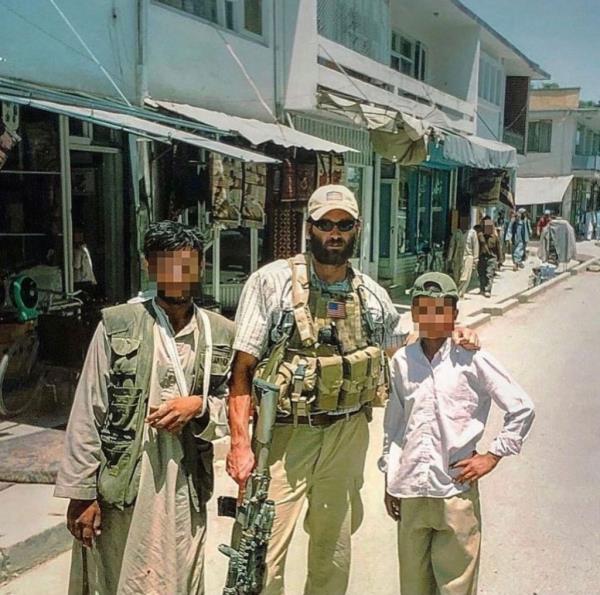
[2,271,599,594]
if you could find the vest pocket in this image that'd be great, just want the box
[339,350,370,409]
[360,346,383,405]
[106,386,143,431]
[315,355,343,411]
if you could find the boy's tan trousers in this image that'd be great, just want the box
[262,411,369,595]
[397,486,481,595]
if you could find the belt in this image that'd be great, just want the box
[275,407,364,427]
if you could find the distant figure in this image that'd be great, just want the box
[73,230,97,291]
[477,218,501,298]
[449,217,479,298]
[536,210,552,237]
[509,208,532,270]
[584,207,596,241]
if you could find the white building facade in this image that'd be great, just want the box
[1,0,548,298]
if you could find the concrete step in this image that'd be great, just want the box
[0,484,70,583]
[483,297,520,316]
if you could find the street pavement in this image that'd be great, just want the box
[2,267,600,594]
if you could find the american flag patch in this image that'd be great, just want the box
[327,300,346,319]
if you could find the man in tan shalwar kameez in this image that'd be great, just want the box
[55,222,235,594]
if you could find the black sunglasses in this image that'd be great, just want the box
[310,219,357,232]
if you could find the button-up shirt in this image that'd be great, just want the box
[380,339,535,498]
[233,258,409,360]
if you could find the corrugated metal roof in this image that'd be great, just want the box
[151,100,356,154]
[0,94,278,164]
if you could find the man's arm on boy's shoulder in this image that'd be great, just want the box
[475,350,535,457]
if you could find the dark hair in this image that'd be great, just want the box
[143,221,203,257]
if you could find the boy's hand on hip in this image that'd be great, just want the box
[146,396,203,434]
[451,452,501,484]
[67,499,101,548]
[384,492,402,521]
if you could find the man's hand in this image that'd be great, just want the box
[226,443,256,487]
[146,395,203,434]
[384,492,401,521]
[451,452,501,484]
[67,499,101,548]
[452,326,480,351]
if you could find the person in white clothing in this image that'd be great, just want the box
[380,272,535,595]
[458,220,479,298]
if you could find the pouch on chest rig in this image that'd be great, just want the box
[256,253,386,419]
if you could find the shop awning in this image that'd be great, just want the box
[0,94,278,164]
[149,99,355,154]
[442,133,517,169]
[515,175,574,206]
[318,91,432,165]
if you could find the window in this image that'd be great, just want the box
[157,0,264,38]
[527,120,552,153]
[478,55,504,106]
[390,31,427,81]
[244,0,262,35]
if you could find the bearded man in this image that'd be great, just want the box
[226,185,479,595]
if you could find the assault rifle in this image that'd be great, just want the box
[218,376,279,594]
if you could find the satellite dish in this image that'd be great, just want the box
[9,275,39,321]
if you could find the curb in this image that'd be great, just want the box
[466,256,599,329]
[0,523,71,584]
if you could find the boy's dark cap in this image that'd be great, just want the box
[411,272,459,301]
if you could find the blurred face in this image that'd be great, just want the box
[412,296,457,339]
[147,249,201,303]
[308,208,360,266]
[483,220,495,235]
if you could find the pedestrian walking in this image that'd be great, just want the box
[509,208,532,269]
[445,220,465,284]
[55,221,235,594]
[456,220,479,298]
[536,209,552,238]
[476,218,501,297]
[381,272,535,595]
[226,185,480,595]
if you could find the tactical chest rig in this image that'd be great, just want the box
[254,254,389,422]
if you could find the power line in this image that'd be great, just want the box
[48,0,131,106]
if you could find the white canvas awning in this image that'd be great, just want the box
[515,175,574,206]
[149,99,355,153]
[443,133,518,169]
[0,95,278,164]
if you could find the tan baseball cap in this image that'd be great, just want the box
[307,184,360,221]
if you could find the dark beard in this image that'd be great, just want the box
[309,234,356,265]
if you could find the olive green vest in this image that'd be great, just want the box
[254,254,387,418]
[97,301,234,510]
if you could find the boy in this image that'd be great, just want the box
[380,272,535,595]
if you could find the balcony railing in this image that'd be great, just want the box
[572,154,600,171]
[317,37,476,135]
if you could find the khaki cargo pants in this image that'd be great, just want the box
[262,410,369,595]
[397,486,481,595]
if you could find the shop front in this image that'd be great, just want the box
[377,158,456,292]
